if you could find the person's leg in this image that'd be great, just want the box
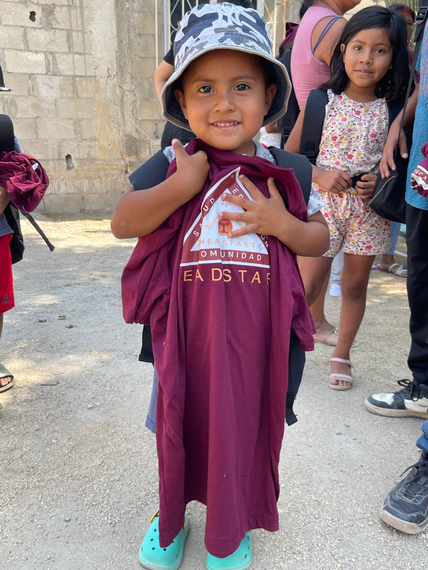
[380,419,428,534]
[329,253,374,388]
[298,255,333,336]
[365,205,428,416]
[310,269,335,335]
[0,234,15,391]
[380,221,407,277]
[406,206,428,388]
[329,249,343,296]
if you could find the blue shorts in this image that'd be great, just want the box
[145,367,158,434]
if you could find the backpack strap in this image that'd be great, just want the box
[312,16,342,55]
[269,147,312,205]
[300,88,328,164]
[129,150,170,191]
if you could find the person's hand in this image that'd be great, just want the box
[218,176,289,239]
[314,168,352,193]
[355,173,377,201]
[380,126,408,179]
[173,139,209,197]
[0,185,10,214]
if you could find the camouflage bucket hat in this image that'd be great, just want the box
[161,2,291,131]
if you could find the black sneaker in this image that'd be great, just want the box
[380,452,428,534]
[365,380,428,418]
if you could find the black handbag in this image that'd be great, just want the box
[368,2,428,223]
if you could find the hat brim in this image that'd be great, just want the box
[161,45,291,132]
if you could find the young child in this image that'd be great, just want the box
[112,4,328,569]
[288,6,410,390]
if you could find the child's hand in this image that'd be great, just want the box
[0,185,9,214]
[218,176,289,239]
[313,168,352,193]
[356,173,377,201]
[379,122,408,179]
[173,139,209,196]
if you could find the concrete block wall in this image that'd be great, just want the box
[0,0,164,214]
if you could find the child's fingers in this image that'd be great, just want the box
[223,221,257,239]
[172,138,184,152]
[398,129,409,160]
[172,139,184,163]
[359,174,376,183]
[237,175,265,200]
[266,177,282,200]
[341,172,353,187]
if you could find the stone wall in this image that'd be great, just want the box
[0,0,164,213]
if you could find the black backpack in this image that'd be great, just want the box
[277,50,300,149]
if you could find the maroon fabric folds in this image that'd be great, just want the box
[122,139,315,557]
[0,151,49,213]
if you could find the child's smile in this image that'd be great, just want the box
[174,50,276,156]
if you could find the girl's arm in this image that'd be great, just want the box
[285,104,353,193]
[311,16,346,65]
[312,165,352,193]
[380,83,419,178]
[219,176,329,257]
[111,141,209,239]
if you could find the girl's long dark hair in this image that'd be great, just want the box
[320,6,410,102]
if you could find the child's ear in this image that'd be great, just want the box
[174,89,188,119]
[264,84,277,115]
[340,43,345,54]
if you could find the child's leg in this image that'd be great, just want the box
[330,253,375,387]
[298,255,332,306]
[309,269,335,334]
[298,255,333,333]
[380,221,406,276]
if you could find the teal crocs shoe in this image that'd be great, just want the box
[206,532,252,570]
[139,510,190,570]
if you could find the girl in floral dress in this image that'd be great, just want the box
[289,6,410,390]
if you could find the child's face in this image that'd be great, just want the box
[174,50,276,156]
[341,28,393,98]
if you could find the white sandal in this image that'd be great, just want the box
[382,263,407,278]
[329,357,353,391]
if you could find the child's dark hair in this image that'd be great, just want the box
[320,6,410,102]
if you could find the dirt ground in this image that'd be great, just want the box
[1,213,427,570]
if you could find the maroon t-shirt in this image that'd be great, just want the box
[122,139,314,557]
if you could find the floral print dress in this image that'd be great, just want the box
[313,90,391,257]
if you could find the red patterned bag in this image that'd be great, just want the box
[410,142,428,198]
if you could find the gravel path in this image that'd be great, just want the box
[1,214,426,569]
